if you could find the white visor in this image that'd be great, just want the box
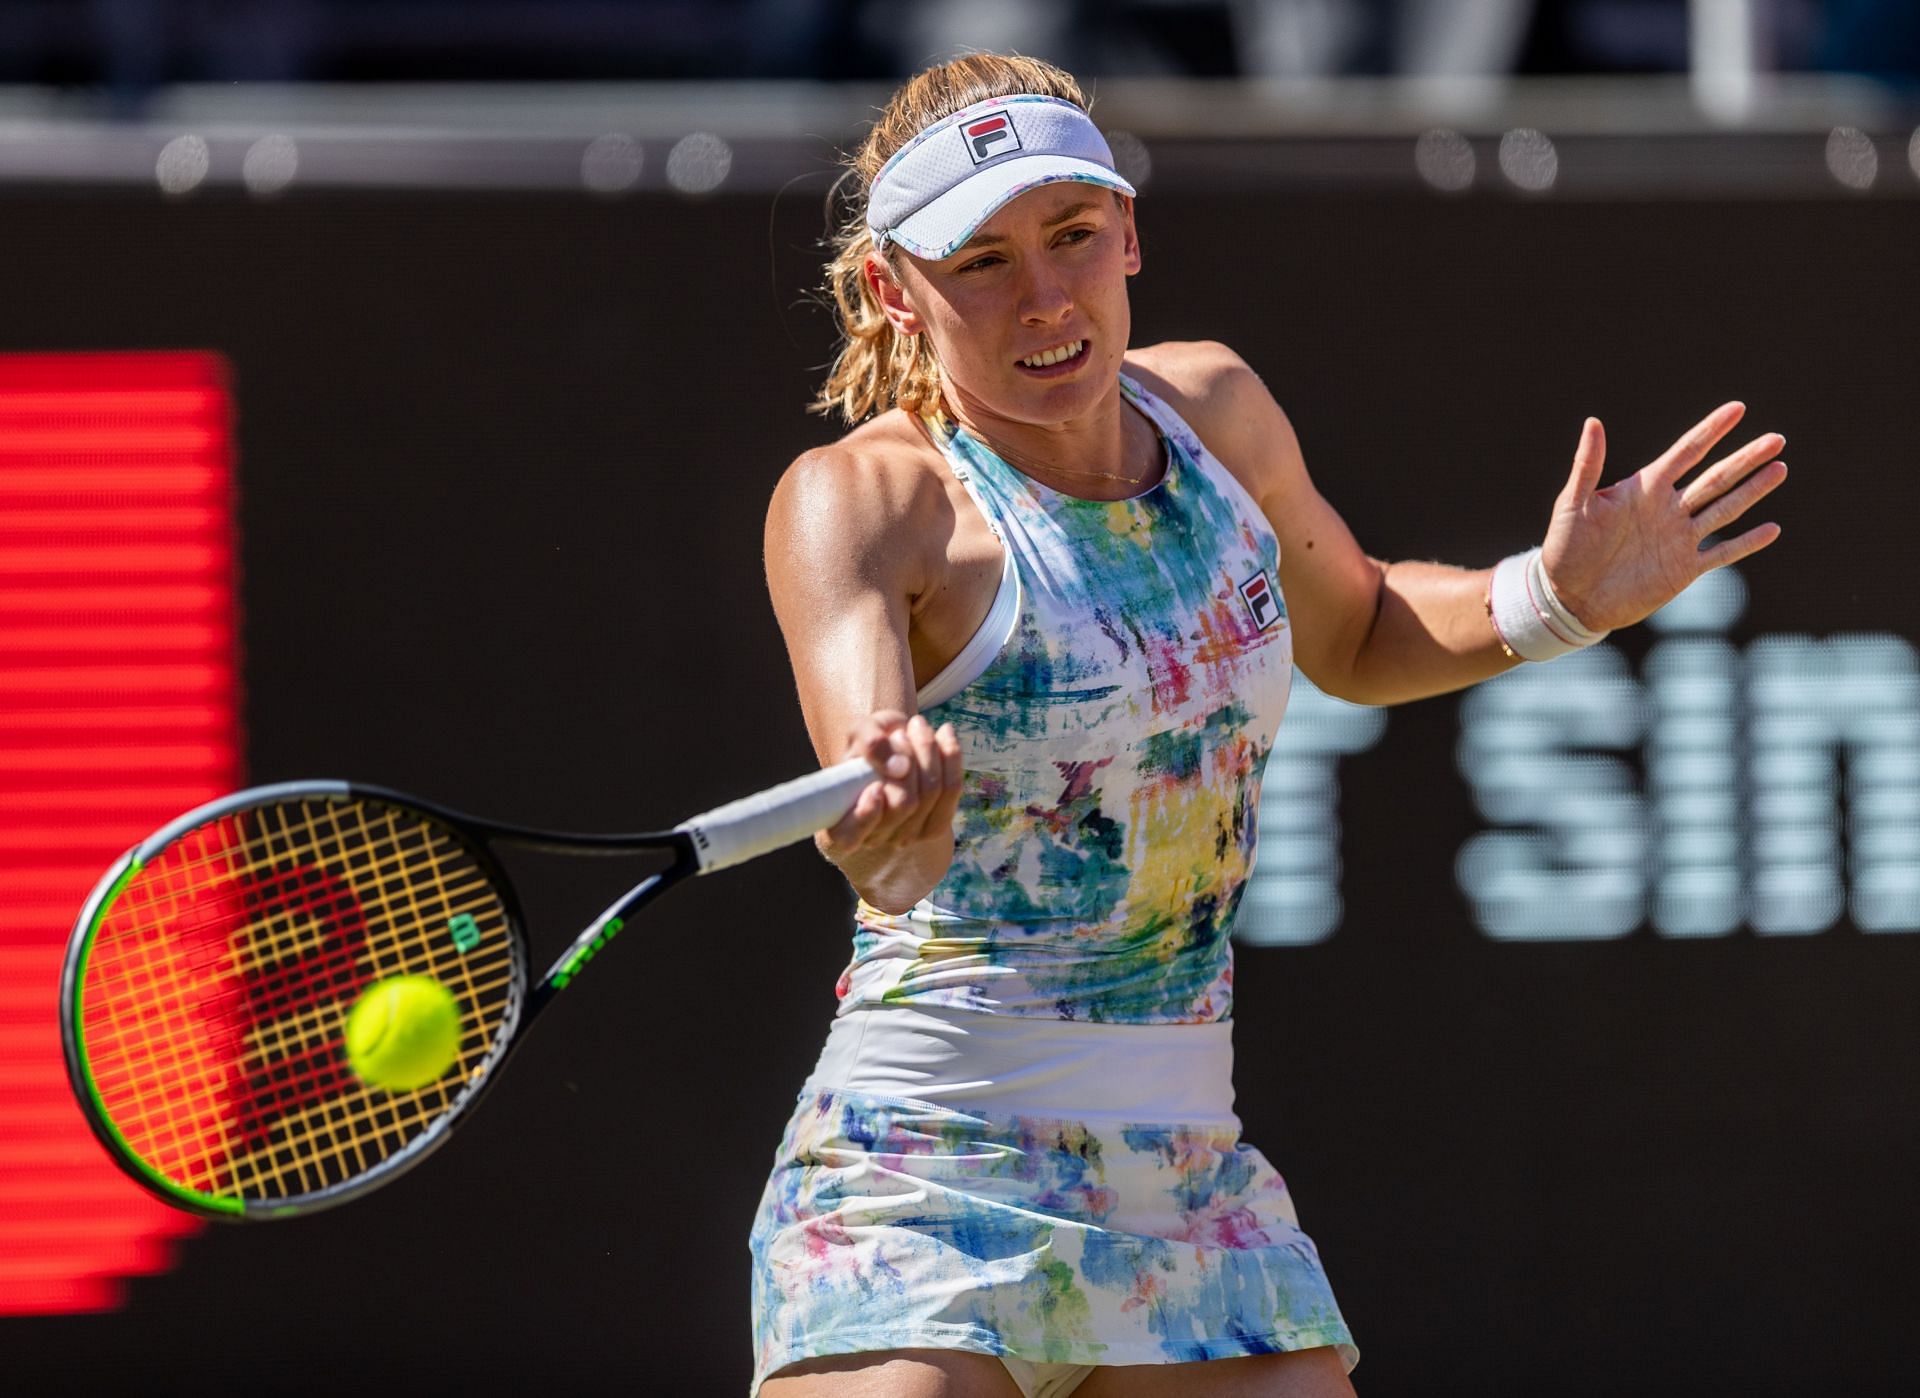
[867,95,1136,262]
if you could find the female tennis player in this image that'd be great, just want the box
[753,54,1786,1398]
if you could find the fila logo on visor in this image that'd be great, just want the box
[964,113,1022,164]
[1239,570,1282,632]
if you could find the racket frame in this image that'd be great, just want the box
[59,780,695,1221]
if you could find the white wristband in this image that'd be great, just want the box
[1487,547,1610,662]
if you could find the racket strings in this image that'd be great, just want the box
[87,824,255,1188]
[76,795,523,1205]
[222,798,515,1200]
[86,799,502,1200]
[85,805,373,1195]
[224,802,511,1202]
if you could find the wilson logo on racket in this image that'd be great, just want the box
[448,913,481,952]
[1239,569,1282,632]
[226,865,379,1150]
[551,915,623,990]
[964,113,1021,164]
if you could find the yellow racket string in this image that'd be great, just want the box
[77,795,522,1203]
[88,798,512,1199]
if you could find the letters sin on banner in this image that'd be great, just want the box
[1239,567,1920,946]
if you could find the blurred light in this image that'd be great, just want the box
[1690,0,1760,124]
[1106,130,1152,190]
[1825,127,1877,191]
[1237,673,1387,947]
[581,134,643,195]
[1752,864,1844,934]
[1414,129,1475,193]
[665,133,732,196]
[1645,565,1746,632]
[241,134,298,198]
[154,135,209,196]
[1498,128,1557,192]
[1908,128,1920,183]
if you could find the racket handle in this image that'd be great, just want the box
[675,757,875,874]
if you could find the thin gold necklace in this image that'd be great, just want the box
[935,408,1160,489]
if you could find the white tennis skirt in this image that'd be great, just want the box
[748,1006,1358,1392]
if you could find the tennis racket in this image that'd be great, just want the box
[59,758,873,1221]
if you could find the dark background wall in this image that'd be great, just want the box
[5,177,1918,1395]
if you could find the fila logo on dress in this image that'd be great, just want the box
[964,113,1022,163]
[1239,570,1282,632]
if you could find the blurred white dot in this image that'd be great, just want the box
[1414,128,1475,192]
[1645,566,1749,634]
[666,133,732,196]
[1826,126,1878,190]
[241,134,298,197]
[1106,130,1151,189]
[581,134,643,195]
[1911,127,1920,181]
[156,134,210,196]
[1498,128,1557,192]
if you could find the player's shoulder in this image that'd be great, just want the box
[774,409,947,522]
[1123,340,1300,476]
[1125,338,1263,400]
[767,409,953,582]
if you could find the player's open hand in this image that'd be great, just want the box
[1539,402,1787,632]
[818,711,964,912]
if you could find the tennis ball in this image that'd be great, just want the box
[345,976,463,1091]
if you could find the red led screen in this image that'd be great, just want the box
[0,352,241,1314]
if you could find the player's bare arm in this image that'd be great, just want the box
[1131,340,1787,706]
[764,426,966,913]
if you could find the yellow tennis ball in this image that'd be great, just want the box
[344,976,463,1091]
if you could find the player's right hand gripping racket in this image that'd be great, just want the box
[59,759,873,1221]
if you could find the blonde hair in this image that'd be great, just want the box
[812,54,1091,424]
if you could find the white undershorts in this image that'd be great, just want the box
[999,1355,1099,1398]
